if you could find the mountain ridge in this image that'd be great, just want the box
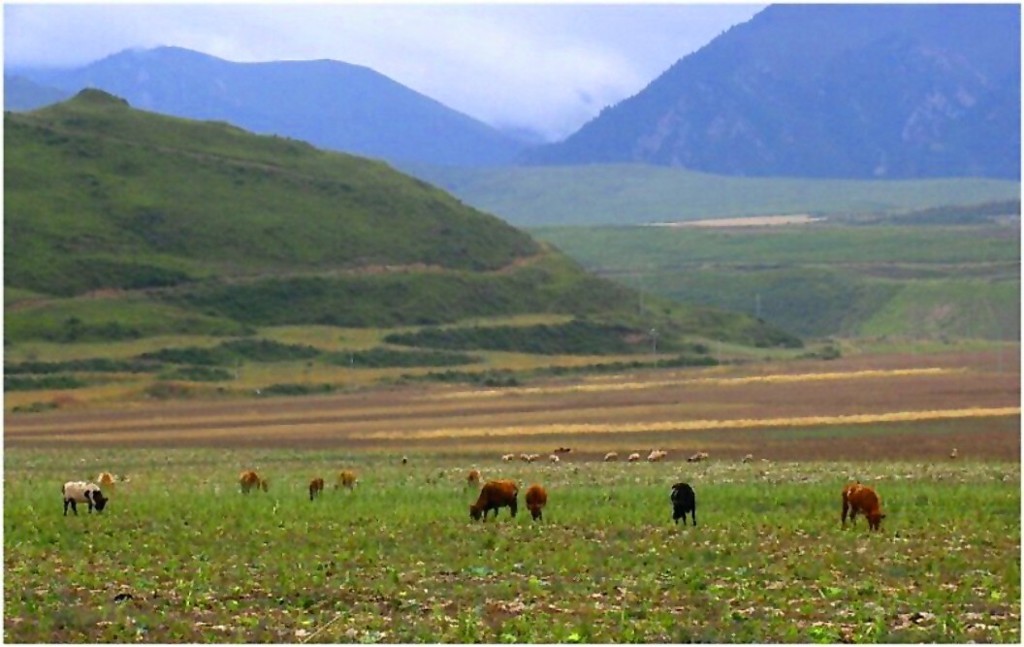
[524,4,1021,179]
[9,46,526,167]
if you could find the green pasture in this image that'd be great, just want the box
[5,451,1019,642]
[534,224,1020,340]
[405,162,1021,227]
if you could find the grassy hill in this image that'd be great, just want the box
[4,91,803,407]
[534,218,1020,341]
[403,163,1021,227]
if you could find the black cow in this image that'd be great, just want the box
[671,482,696,526]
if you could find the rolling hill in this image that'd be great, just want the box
[9,46,525,167]
[4,90,798,355]
[524,4,1021,180]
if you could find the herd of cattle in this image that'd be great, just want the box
[60,458,889,532]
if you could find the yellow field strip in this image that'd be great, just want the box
[350,406,1020,440]
[432,367,964,399]
[18,406,1017,445]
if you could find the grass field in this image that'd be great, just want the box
[4,347,1020,642]
[4,454,1019,643]
[404,163,1021,227]
[533,222,1020,340]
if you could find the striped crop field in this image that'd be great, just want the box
[4,347,1019,642]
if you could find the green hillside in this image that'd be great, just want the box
[4,91,803,406]
[404,163,1020,227]
[534,222,1020,341]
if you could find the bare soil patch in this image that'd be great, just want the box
[652,214,822,228]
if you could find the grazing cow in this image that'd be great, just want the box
[842,482,885,531]
[525,484,548,521]
[239,470,268,494]
[603,452,619,462]
[97,472,116,494]
[336,470,358,490]
[741,454,754,464]
[309,477,325,501]
[627,453,641,463]
[670,482,697,526]
[62,481,109,516]
[470,479,519,521]
[554,447,572,454]
[467,469,482,488]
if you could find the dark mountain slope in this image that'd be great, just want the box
[13,46,524,166]
[525,4,1020,179]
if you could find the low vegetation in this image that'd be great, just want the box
[4,451,1018,643]
[405,163,1021,227]
[534,221,1020,340]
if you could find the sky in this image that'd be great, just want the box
[3,3,765,141]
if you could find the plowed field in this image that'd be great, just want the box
[6,348,1018,461]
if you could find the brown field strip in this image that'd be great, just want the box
[5,350,1019,459]
[431,367,963,399]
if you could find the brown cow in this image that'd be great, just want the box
[470,479,519,521]
[97,472,116,494]
[309,477,325,501]
[525,484,548,521]
[336,470,357,490]
[239,470,268,494]
[842,482,885,531]
[467,469,482,488]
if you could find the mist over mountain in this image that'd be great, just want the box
[524,4,1021,180]
[10,46,526,167]
[3,74,72,111]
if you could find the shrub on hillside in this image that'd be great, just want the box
[384,320,660,355]
[324,347,478,368]
[4,357,160,374]
[5,375,88,391]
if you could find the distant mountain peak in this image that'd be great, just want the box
[10,45,524,167]
[524,3,1020,180]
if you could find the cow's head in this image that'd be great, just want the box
[469,505,483,521]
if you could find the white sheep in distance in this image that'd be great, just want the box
[62,481,109,515]
[647,449,668,462]
[627,453,641,463]
[603,452,619,462]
